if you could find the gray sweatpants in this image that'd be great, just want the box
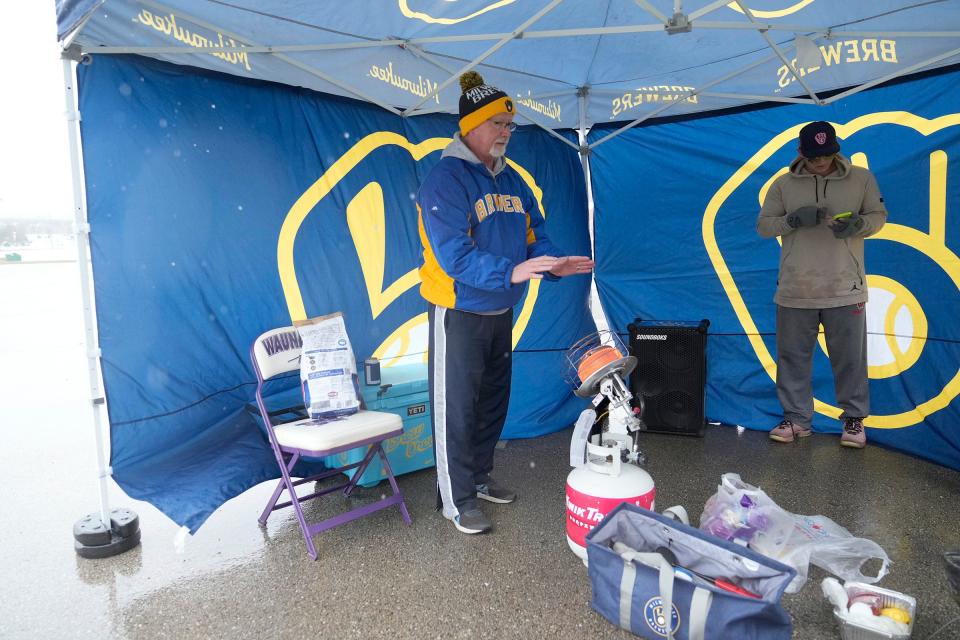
[776,303,870,428]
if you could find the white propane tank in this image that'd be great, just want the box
[565,455,655,561]
[562,330,655,562]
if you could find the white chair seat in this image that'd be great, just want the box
[251,324,412,559]
[274,410,402,453]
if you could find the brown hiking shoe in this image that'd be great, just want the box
[840,417,867,448]
[769,419,812,443]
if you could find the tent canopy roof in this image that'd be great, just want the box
[57,1,960,144]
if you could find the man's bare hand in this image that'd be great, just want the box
[548,255,595,277]
[510,256,560,283]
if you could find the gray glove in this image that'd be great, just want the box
[786,205,822,229]
[832,214,865,238]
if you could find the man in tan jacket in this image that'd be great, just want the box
[756,121,887,448]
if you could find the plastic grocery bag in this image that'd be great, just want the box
[699,473,890,593]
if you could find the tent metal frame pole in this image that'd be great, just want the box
[403,103,459,117]
[407,85,578,124]
[85,23,675,56]
[632,0,670,23]
[677,23,960,38]
[825,31,960,38]
[689,0,735,21]
[61,57,112,531]
[821,45,960,105]
[88,42,408,55]
[403,41,580,91]
[577,87,592,234]
[688,22,820,34]
[406,0,566,112]
[514,90,572,100]
[59,1,101,51]
[396,44,461,119]
[397,42,580,112]
[698,90,815,104]
[408,99,581,138]
[403,45,580,160]
[587,87,815,105]
[137,0,402,116]
[589,50,778,150]
[401,42,560,123]
[401,54,579,148]
[402,42,459,76]
[413,42,568,132]
[408,48,581,144]
[517,112,581,151]
[732,0,821,103]
[81,23,960,56]
[576,87,609,333]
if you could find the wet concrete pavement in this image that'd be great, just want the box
[3,261,959,639]
[5,419,960,639]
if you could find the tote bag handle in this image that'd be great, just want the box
[614,543,714,640]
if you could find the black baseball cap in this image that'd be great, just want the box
[799,121,840,158]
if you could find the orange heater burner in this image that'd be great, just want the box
[577,345,623,384]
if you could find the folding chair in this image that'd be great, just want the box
[250,325,411,559]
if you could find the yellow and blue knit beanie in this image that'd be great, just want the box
[458,71,513,137]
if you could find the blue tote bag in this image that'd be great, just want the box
[586,503,796,640]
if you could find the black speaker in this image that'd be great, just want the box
[627,319,709,436]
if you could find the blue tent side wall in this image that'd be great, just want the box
[76,50,960,531]
[78,55,594,530]
[589,66,960,471]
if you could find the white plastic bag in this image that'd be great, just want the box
[768,513,890,593]
[700,473,796,553]
[700,473,890,593]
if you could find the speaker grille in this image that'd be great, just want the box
[663,337,696,371]
[634,360,665,397]
[628,319,708,436]
[656,390,698,430]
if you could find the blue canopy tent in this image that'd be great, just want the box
[55,1,960,532]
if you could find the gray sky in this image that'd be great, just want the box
[0,3,73,220]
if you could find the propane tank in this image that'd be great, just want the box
[565,436,655,560]
[562,331,655,562]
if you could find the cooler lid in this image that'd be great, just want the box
[360,363,428,402]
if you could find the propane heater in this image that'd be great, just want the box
[563,330,655,562]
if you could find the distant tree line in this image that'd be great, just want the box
[0,219,74,245]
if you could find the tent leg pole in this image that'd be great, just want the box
[61,56,142,559]
[577,88,609,333]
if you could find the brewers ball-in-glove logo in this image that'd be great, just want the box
[705,112,960,429]
[644,597,681,637]
[277,131,549,367]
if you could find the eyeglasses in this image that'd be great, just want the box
[489,119,517,132]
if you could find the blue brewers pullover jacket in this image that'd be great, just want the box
[417,134,563,312]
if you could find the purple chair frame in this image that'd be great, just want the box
[250,327,412,560]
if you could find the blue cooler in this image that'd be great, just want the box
[325,363,434,487]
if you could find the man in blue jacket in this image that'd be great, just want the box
[418,71,594,534]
